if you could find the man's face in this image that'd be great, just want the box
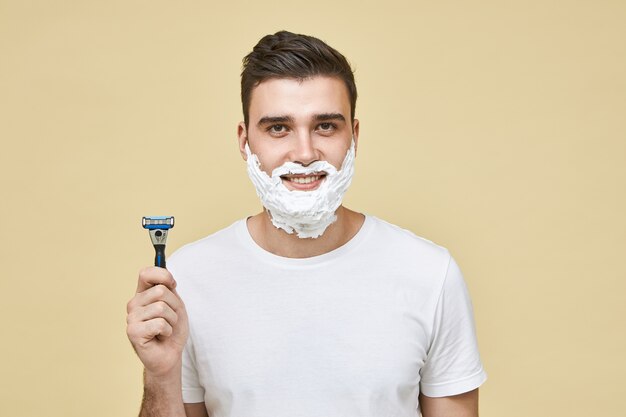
[238,76,359,192]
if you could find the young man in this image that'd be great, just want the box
[126,31,486,417]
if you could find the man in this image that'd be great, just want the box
[126,31,486,417]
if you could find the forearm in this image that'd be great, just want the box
[139,362,186,417]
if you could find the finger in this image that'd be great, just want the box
[127,301,179,328]
[136,266,177,293]
[131,284,185,313]
[127,318,173,345]
[127,285,183,316]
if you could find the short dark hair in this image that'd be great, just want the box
[241,30,357,127]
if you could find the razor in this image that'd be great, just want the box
[142,216,175,268]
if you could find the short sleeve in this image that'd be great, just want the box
[169,255,205,404]
[181,335,205,403]
[419,255,487,397]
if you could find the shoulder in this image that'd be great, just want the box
[366,215,451,263]
[359,216,456,294]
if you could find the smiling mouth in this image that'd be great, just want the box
[280,173,327,187]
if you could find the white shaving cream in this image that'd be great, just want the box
[245,140,356,238]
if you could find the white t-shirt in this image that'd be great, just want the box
[169,216,486,417]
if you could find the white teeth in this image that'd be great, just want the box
[290,175,320,184]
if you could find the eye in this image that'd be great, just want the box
[317,122,336,132]
[266,124,289,137]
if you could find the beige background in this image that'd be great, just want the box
[1,1,625,416]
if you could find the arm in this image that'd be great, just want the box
[419,389,479,417]
[184,403,210,417]
[127,267,191,417]
[139,367,185,417]
[139,369,209,417]
[419,256,486,416]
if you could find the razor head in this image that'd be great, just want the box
[142,216,175,230]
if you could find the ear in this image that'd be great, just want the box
[237,122,248,161]
[352,119,360,156]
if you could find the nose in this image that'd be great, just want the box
[291,133,319,166]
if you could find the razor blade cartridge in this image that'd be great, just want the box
[142,216,175,230]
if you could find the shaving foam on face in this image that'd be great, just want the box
[245,140,356,238]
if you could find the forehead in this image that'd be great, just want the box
[248,76,350,121]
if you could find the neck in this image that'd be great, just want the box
[246,206,365,258]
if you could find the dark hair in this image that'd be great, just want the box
[241,30,357,127]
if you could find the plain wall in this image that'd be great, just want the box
[1,1,625,416]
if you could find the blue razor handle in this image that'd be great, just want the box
[153,244,166,268]
[142,216,175,268]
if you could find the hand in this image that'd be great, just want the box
[126,267,189,377]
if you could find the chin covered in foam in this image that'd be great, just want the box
[245,140,356,238]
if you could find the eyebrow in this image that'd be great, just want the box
[257,115,294,127]
[314,113,346,122]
